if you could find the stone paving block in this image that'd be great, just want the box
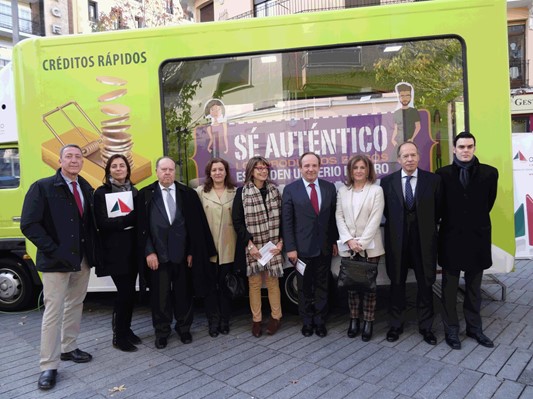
[344,346,397,379]
[425,339,454,361]
[163,374,217,398]
[464,374,503,399]
[414,364,462,399]
[458,344,496,371]
[506,305,531,323]
[477,345,516,375]
[521,308,533,324]
[497,348,533,381]
[506,288,526,304]
[520,386,533,398]
[201,385,240,399]
[318,337,369,369]
[394,359,444,397]
[496,322,527,346]
[291,370,348,399]
[202,345,270,377]
[491,380,526,399]
[480,301,504,318]
[264,366,332,398]
[224,353,293,387]
[518,352,533,385]
[331,342,383,373]
[177,379,229,399]
[346,381,382,399]
[360,350,412,385]
[321,376,364,398]
[437,369,483,399]
[441,337,477,365]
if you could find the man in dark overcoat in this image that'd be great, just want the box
[437,131,498,350]
[381,142,441,345]
[137,156,216,349]
[21,144,99,390]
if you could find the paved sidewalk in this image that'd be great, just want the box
[1,260,533,399]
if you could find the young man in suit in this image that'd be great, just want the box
[381,142,441,345]
[137,157,216,349]
[21,144,98,390]
[437,131,497,350]
[282,152,338,337]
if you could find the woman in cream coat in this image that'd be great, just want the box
[336,155,385,341]
[197,157,237,337]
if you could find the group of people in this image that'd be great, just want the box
[21,130,498,391]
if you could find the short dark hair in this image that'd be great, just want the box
[298,152,321,167]
[396,83,411,93]
[104,154,131,184]
[59,144,82,158]
[345,155,376,186]
[203,157,235,192]
[397,141,419,157]
[453,131,476,147]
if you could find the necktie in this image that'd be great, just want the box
[310,183,319,215]
[405,175,414,209]
[71,181,83,217]
[163,187,176,222]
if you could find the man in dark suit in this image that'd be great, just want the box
[21,144,98,390]
[381,142,441,345]
[138,156,215,349]
[282,152,338,337]
[437,131,497,350]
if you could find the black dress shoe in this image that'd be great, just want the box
[155,337,167,349]
[301,324,314,337]
[419,329,437,345]
[180,331,193,344]
[347,318,360,338]
[60,348,92,363]
[219,320,230,335]
[209,325,219,338]
[127,330,142,345]
[315,324,328,338]
[38,369,57,390]
[466,331,494,348]
[114,337,138,352]
[445,333,461,350]
[361,321,373,342]
[386,326,403,342]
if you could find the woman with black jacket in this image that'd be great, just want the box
[94,154,141,352]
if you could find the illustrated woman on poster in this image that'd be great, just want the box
[391,82,420,147]
[205,99,229,157]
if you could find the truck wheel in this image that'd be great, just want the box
[280,267,299,314]
[0,258,34,311]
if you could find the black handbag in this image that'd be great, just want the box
[337,252,378,293]
[223,271,247,299]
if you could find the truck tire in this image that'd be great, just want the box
[280,267,299,314]
[0,257,34,311]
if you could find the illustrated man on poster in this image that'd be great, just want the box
[392,82,421,147]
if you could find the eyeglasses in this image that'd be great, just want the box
[254,166,269,171]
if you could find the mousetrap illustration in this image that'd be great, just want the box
[41,101,152,188]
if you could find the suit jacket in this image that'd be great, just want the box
[381,168,441,285]
[93,182,138,277]
[196,185,237,265]
[282,178,338,257]
[335,183,385,258]
[21,169,99,272]
[137,180,216,296]
[436,161,498,272]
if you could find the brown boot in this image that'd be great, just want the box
[252,321,262,337]
[266,318,281,335]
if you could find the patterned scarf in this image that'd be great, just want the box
[242,181,284,277]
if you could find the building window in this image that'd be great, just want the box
[166,0,174,14]
[135,16,144,28]
[509,24,526,89]
[199,1,214,22]
[88,1,98,22]
[254,0,276,17]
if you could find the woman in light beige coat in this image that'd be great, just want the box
[197,158,237,337]
[336,155,385,341]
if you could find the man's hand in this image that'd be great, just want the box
[287,250,298,265]
[187,255,193,268]
[146,253,159,270]
[332,244,338,257]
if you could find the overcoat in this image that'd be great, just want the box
[20,169,99,272]
[93,182,138,277]
[137,180,217,297]
[380,169,441,285]
[436,161,498,272]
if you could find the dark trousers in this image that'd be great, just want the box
[150,261,193,338]
[389,212,434,330]
[111,271,137,337]
[204,262,233,326]
[441,269,483,334]
[297,253,331,325]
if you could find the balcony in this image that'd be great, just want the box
[510,58,529,89]
[230,0,428,20]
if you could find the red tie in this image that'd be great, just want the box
[310,183,319,215]
[71,181,83,217]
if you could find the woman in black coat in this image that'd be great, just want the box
[94,154,141,352]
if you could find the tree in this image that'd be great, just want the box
[92,0,184,32]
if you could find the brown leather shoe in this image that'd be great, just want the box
[266,318,281,335]
[252,321,262,337]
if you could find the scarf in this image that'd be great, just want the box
[453,154,477,188]
[109,177,132,193]
[242,181,284,277]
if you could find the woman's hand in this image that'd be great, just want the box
[249,244,261,261]
[347,239,363,253]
